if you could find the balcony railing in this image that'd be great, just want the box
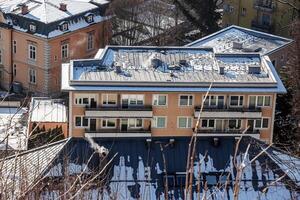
[194,106,262,119]
[196,129,260,135]
[85,105,153,118]
[85,128,151,137]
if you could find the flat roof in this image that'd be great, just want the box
[61,46,286,93]
[66,46,280,88]
[29,97,67,123]
[187,25,293,55]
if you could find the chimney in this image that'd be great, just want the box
[20,4,29,15]
[59,3,67,11]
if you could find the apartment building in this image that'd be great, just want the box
[62,46,286,143]
[0,0,110,96]
[222,0,299,37]
[187,25,293,70]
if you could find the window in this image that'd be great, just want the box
[87,32,94,50]
[254,118,269,129]
[75,97,89,105]
[230,96,243,107]
[228,119,241,129]
[204,95,224,108]
[153,94,167,106]
[13,40,17,54]
[28,44,36,60]
[179,95,193,106]
[128,118,143,128]
[102,119,116,128]
[74,94,97,106]
[13,64,16,77]
[249,96,271,108]
[29,24,36,32]
[86,15,94,23]
[29,68,36,84]
[152,116,166,128]
[61,43,69,59]
[60,22,69,31]
[102,94,117,106]
[122,94,144,106]
[0,49,2,64]
[178,117,192,128]
[75,116,89,127]
[201,119,215,128]
[241,7,246,16]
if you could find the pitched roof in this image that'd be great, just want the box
[187,25,293,55]
[1,136,299,199]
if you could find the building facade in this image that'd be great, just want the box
[62,46,286,143]
[222,0,299,37]
[0,0,110,96]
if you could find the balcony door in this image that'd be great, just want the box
[90,119,96,131]
[121,119,128,131]
[90,98,97,108]
[215,120,223,132]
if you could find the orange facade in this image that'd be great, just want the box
[69,91,276,143]
[0,20,109,95]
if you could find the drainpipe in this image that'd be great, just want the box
[237,0,242,25]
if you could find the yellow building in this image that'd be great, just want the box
[222,0,299,37]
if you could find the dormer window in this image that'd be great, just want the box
[29,24,36,33]
[59,22,69,32]
[84,13,94,23]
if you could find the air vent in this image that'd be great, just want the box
[248,65,261,74]
[232,42,243,49]
[151,58,162,69]
[114,62,122,74]
[219,66,225,75]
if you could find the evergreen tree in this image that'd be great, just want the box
[173,0,221,35]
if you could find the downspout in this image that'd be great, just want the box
[10,27,13,91]
[237,0,242,25]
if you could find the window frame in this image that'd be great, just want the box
[152,116,167,128]
[203,95,225,107]
[229,95,244,107]
[201,119,215,129]
[178,94,194,106]
[128,118,143,129]
[29,68,36,84]
[227,119,241,130]
[153,94,168,106]
[29,24,36,32]
[87,32,95,50]
[74,116,89,128]
[61,43,69,59]
[248,95,272,108]
[74,94,98,106]
[101,118,117,128]
[177,116,193,129]
[102,93,117,106]
[121,94,144,106]
[254,118,270,129]
[28,44,36,60]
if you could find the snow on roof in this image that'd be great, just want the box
[30,97,67,123]
[0,0,102,23]
[69,46,277,86]
[3,137,298,199]
[0,107,28,150]
[0,139,69,198]
[187,25,292,55]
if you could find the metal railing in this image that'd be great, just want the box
[195,106,262,112]
[86,105,153,111]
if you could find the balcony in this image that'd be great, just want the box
[194,106,262,119]
[85,128,151,137]
[254,0,276,12]
[85,105,153,118]
[251,20,274,33]
[195,129,260,138]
